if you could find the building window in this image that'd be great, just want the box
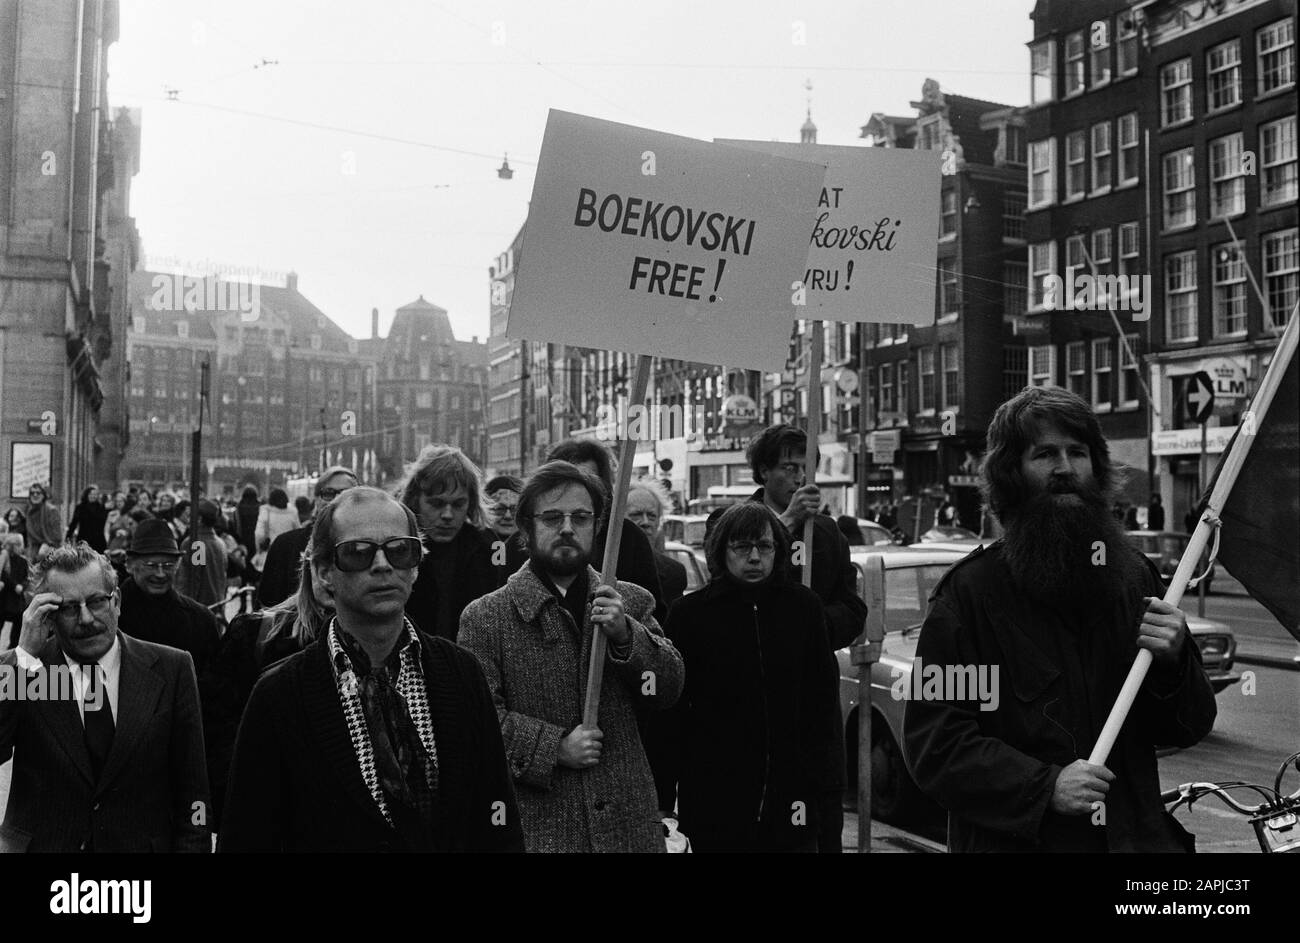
[1118,113,1139,185]
[1066,341,1087,398]
[1031,40,1055,104]
[133,316,147,334]
[1093,228,1112,272]
[1261,116,1298,207]
[880,362,895,414]
[1030,345,1056,388]
[940,190,957,237]
[1029,138,1056,208]
[1066,131,1087,199]
[1120,334,1140,408]
[918,347,936,412]
[1209,133,1245,218]
[1091,121,1111,192]
[1160,59,1193,127]
[1119,222,1140,280]
[1092,339,1113,411]
[1004,125,1026,165]
[416,391,433,409]
[1030,241,1056,308]
[1117,16,1139,76]
[941,344,960,409]
[1165,251,1198,342]
[1162,148,1196,229]
[917,115,943,151]
[1003,346,1028,400]
[1263,229,1298,329]
[1065,234,1087,274]
[1212,243,1248,337]
[309,333,322,350]
[1065,31,1086,96]
[1090,19,1111,88]
[1003,192,1026,240]
[938,259,959,315]
[176,321,189,338]
[1257,19,1295,96]
[1206,40,1241,111]
[898,361,910,415]
[1005,262,1027,314]
[309,366,323,382]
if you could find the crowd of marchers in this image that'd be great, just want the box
[0,387,1219,854]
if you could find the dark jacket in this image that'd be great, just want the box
[1,552,29,618]
[489,531,530,587]
[67,501,109,552]
[405,525,500,641]
[902,542,1217,853]
[177,526,228,608]
[218,628,524,852]
[660,575,839,852]
[256,524,312,608]
[235,499,260,559]
[653,549,688,606]
[0,632,211,852]
[118,578,222,677]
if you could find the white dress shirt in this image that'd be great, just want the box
[17,634,122,722]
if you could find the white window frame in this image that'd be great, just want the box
[1065,234,1087,277]
[1031,40,1056,105]
[1119,334,1140,410]
[1118,112,1139,185]
[1066,341,1087,398]
[1029,138,1056,208]
[1091,121,1112,194]
[1030,241,1056,309]
[1160,58,1193,127]
[880,362,895,414]
[1209,132,1246,219]
[1212,242,1248,338]
[176,321,189,339]
[1206,39,1242,112]
[1005,261,1028,314]
[1165,251,1198,343]
[939,259,959,317]
[1003,191,1026,240]
[1117,16,1139,76]
[918,347,936,413]
[1090,19,1111,88]
[1262,228,1298,330]
[1163,148,1196,230]
[1066,130,1087,200]
[941,344,960,410]
[1092,228,1113,270]
[1119,222,1140,280]
[940,190,957,237]
[1257,19,1295,97]
[1260,116,1298,208]
[1029,345,1056,388]
[1091,338,1113,412]
[1065,32,1086,96]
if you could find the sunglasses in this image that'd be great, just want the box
[332,536,423,572]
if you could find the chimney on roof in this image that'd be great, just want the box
[286,271,299,293]
[472,335,478,344]
[371,307,379,339]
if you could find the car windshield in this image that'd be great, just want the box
[879,564,954,634]
[683,520,707,547]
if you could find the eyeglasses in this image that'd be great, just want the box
[534,510,596,530]
[53,592,116,623]
[728,540,777,556]
[490,504,518,517]
[774,462,805,476]
[135,560,179,573]
[316,486,353,501]
[332,536,423,572]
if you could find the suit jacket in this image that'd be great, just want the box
[0,632,211,852]
[218,627,524,852]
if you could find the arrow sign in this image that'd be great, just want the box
[1185,370,1215,424]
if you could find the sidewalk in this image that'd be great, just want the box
[1234,636,1300,671]
[841,811,945,853]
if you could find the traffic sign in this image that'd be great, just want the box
[1185,371,1215,424]
[1199,356,1247,401]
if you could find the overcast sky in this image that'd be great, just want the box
[109,0,1032,343]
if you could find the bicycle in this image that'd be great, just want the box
[1162,751,1300,853]
[206,585,258,636]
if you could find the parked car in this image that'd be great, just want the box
[662,514,710,549]
[662,539,708,595]
[1125,530,1217,594]
[837,546,1240,830]
[854,519,898,547]
[916,526,985,552]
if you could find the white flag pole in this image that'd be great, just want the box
[1090,302,1299,765]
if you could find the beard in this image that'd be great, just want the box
[534,536,591,577]
[1001,477,1138,604]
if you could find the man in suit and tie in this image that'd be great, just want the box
[0,542,211,852]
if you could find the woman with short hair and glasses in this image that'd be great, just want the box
[484,474,528,584]
[656,501,841,853]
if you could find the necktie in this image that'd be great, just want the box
[82,662,115,780]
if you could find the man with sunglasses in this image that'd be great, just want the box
[0,543,210,851]
[220,487,523,852]
[257,466,358,608]
[459,461,684,852]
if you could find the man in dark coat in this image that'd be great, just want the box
[903,387,1216,852]
[220,488,522,852]
[256,466,357,608]
[547,439,668,625]
[1,543,209,852]
[745,423,869,853]
[177,500,228,608]
[396,446,501,641]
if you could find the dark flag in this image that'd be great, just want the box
[1202,338,1300,640]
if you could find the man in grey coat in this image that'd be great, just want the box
[459,461,684,853]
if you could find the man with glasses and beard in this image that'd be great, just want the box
[903,387,1216,852]
[0,543,210,852]
[257,466,358,608]
[458,461,684,852]
[220,487,522,852]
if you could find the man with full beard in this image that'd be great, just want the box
[902,387,1216,852]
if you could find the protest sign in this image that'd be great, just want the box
[716,140,942,325]
[508,110,827,372]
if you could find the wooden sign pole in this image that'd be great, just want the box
[801,321,824,588]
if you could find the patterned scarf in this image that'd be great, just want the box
[328,619,439,846]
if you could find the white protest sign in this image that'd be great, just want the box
[10,442,52,499]
[508,110,828,372]
[716,140,942,325]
